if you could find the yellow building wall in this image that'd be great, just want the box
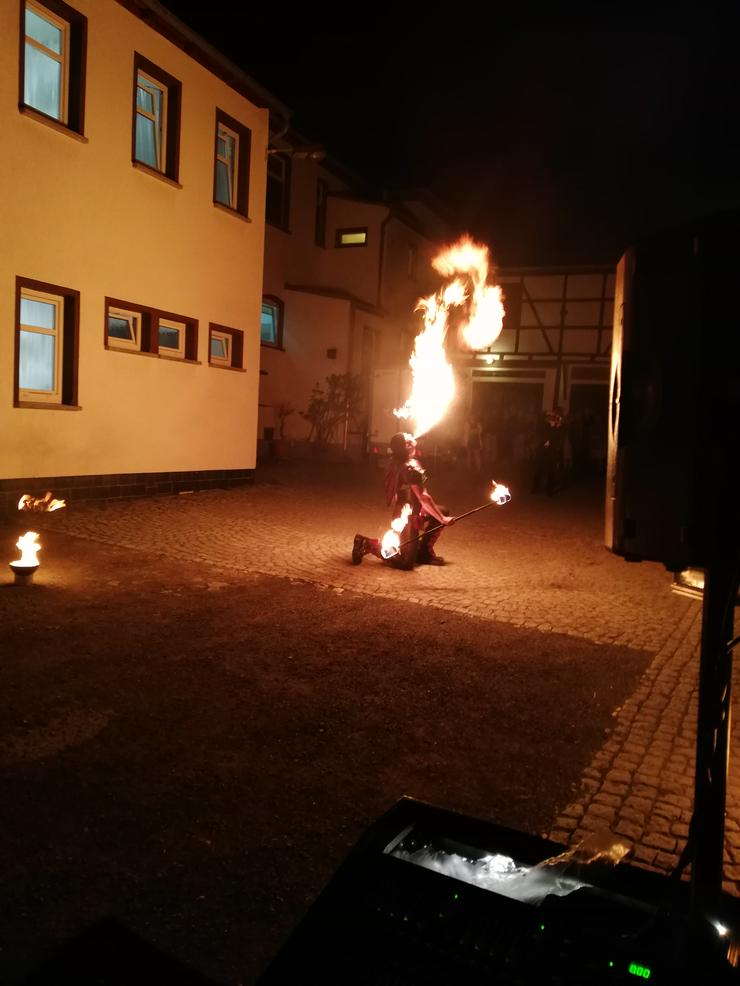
[0,0,268,479]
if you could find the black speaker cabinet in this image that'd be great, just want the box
[605,210,740,571]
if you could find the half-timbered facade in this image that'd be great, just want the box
[368,265,615,451]
[465,266,615,418]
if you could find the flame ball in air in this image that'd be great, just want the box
[12,531,41,568]
[490,481,511,506]
[394,236,505,439]
[432,237,505,352]
[18,492,66,512]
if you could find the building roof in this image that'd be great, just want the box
[284,283,386,317]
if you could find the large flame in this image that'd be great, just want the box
[394,236,505,439]
[12,531,41,568]
[380,504,412,559]
[393,294,455,440]
[432,237,505,351]
[18,492,66,512]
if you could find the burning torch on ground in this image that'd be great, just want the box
[381,480,511,561]
[9,492,66,585]
[18,491,66,512]
[10,531,41,585]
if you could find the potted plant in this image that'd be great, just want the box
[301,373,364,460]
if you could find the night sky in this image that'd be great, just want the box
[160,2,739,267]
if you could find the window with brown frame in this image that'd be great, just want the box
[105,298,197,361]
[213,109,251,215]
[20,0,87,134]
[132,53,181,181]
[15,276,79,407]
[335,227,368,248]
[209,323,244,369]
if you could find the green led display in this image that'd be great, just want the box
[628,962,652,979]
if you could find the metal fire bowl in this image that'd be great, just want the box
[9,563,39,585]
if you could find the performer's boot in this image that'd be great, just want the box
[418,548,445,565]
[353,534,384,564]
[352,534,366,565]
[417,518,446,565]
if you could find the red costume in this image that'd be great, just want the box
[352,433,453,569]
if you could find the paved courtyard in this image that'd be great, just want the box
[40,460,740,895]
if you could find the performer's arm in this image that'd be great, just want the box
[411,485,454,525]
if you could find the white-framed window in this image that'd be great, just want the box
[210,330,231,366]
[209,323,243,368]
[107,307,141,351]
[135,70,166,172]
[158,318,185,358]
[132,54,180,181]
[215,123,238,208]
[18,287,62,402]
[24,1,68,123]
[106,298,196,360]
[213,109,251,216]
[260,298,283,348]
[20,0,87,135]
[16,277,79,407]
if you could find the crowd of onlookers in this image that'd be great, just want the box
[418,403,608,493]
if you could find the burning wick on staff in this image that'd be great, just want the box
[490,480,511,505]
[382,480,512,559]
[10,531,41,585]
[380,504,412,560]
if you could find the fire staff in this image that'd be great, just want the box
[352,432,455,569]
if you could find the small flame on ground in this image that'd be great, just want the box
[18,492,66,512]
[380,504,412,559]
[490,481,511,505]
[394,236,505,439]
[12,531,41,568]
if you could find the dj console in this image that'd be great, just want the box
[257,797,740,985]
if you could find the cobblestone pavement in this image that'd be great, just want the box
[43,462,740,894]
[548,601,740,899]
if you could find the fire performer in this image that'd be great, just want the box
[352,432,455,569]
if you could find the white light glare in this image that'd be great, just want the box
[713,920,729,937]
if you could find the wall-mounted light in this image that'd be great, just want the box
[483,353,500,365]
